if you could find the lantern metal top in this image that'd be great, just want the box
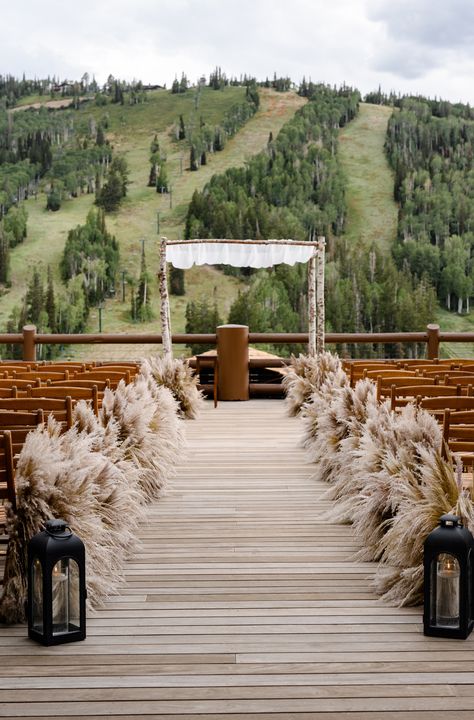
[440,514,461,528]
[44,519,72,538]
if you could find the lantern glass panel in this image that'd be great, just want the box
[431,553,460,628]
[31,558,43,633]
[52,558,80,636]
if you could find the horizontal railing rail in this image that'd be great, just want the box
[0,323,470,362]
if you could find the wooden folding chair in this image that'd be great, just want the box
[28,385,99,416]
[0,430,15,586]
[40,363,87,373]
[12,370,70,382]
[391,384,460,412]
[441,409,474,487]
[0,378,40,389]
[424,369,474,379]
[73,370,131,389]
[48,378,109,390]
[419,396,474,424]
[377,375,437,402]
[0,410,45,458]
[0,398,73,429]
[350,363,399,385]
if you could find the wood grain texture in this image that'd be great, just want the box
[1,399,474,718]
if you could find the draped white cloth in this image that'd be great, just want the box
[166,242,315,269]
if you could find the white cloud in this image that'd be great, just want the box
[1,0,473,103]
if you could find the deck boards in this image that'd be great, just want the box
[1,399,474,719]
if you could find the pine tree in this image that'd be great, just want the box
[134,244,154,322]
[96,171,123,211]
[96,125,105,146]
[148,162,157,187]
[190,145,198,171]
[45,266,56,332]
[25,268,44,325]
[170,267,185,295]
[150,134,159,154]
[156,164,168,193]
[46,185,61,211]
[0,226,10,285]
[185,298,222,354]
[178,114,186,140]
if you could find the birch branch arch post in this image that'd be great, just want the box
[158,237,326,359]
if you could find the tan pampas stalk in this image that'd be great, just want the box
[142,355,204,419]
[283,351,347,416]
[320,379,379,507]
[373,446,461,606]
[100,375,182,500]
[300,371,351,481]
[350,404,442,562]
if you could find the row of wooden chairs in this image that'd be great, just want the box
[344,358,474,387]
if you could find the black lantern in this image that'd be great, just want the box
[28,519,86,646]
[424,514,474,639]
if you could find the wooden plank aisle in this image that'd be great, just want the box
[1,398,474,719]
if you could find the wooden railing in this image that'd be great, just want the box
[1,322,471,363]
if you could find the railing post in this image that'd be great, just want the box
[426,323,440,360]
[22,324,37,362]
[217,324,249,401]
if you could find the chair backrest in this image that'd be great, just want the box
[0,388,18,399]
[419,396,474,413]
[445,375,474,387]
[365,368,417,381]
[425,369,474,379]
[28,386,99,416]
[48,378,109,391]
[391,384,460,411]
[0,378,40,389]
[73,370,131,388]
[346,362,398,385]
[401,364,447,373]
[0,398,73,429]
[377,375,437,401]
[0,410,45,458]
[0,431,15,512]
[39,363,86,373]
[397,359,439,366]
[12,370,69,382]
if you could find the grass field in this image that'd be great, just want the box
[3,87,305,359]
[339,103,398,252]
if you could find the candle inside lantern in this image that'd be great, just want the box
[435,553,460,628]
[52,559,69,635]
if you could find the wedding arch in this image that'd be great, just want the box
[158,236,326,358]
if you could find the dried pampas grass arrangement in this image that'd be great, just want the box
[0,368,185,624]
[302,378,375,487]
[349,404,441,562]
[142,355,204,419]
[100,374,183,500]
[0,417,143,622]
[373,447,461,606]
[295,367,473,607]
[283,351,347,416]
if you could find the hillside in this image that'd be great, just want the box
[339,103,398,252]
[0,88,305,359]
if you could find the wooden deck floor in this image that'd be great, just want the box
[1,399,474,719]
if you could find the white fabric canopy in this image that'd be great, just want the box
[166,241,315,269]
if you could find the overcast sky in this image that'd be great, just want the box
[2,0,474,103]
